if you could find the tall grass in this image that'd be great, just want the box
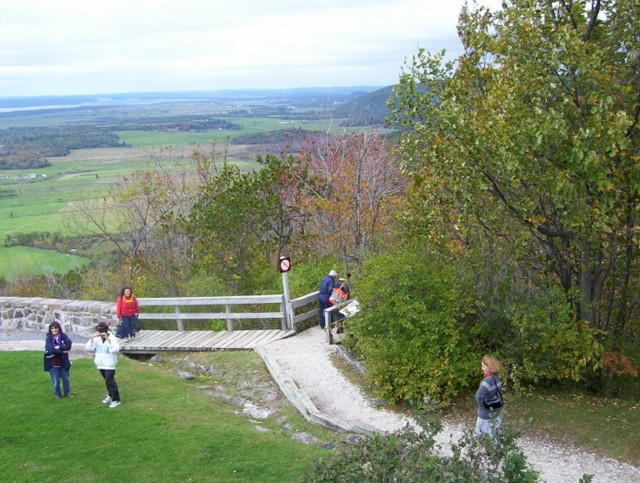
[0,351,329,482]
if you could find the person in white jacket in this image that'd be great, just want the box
[86,322,121,408]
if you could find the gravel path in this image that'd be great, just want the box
[4,327,640,482]
[261,327,640,483]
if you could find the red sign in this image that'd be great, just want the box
[278,257,291,273]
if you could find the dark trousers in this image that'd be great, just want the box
[121,315,138,338]
[100,369,120,402]
[318,297,331,328]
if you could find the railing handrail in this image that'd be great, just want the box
[138,295,283,306]
[135,292,321,332]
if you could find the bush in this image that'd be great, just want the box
[348,250,481,406]
[304,411,539,482]
[499,288,602,389]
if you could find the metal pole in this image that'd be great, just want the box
[281,269,292,330]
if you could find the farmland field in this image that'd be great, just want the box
[0,88,380,279]
[0,246,90,281]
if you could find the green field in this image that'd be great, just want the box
[0,246,90,281]
[0,157,140,238]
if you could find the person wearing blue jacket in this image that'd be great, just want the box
[318,269,337,328]
[43,321,73,399]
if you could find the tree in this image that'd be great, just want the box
[390,0,640,347]
[186,155,311,293]
[69,147,203,287]
[294,132,407,271]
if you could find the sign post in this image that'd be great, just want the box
[279,257,293,330]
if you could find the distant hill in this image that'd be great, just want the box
[333,85,395,127]
[0,87,385,111]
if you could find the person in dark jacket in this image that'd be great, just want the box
[43,321,73,399]
[318,270,338,328]
[475,355,503,439]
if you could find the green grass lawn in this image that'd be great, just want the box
[0,350,332,482]
[0,246,90,281]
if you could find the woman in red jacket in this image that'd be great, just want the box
[116,286,140,341]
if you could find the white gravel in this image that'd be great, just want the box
[4,327,640,482]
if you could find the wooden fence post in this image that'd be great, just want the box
[175,306,184,331]
[225,304,233,331]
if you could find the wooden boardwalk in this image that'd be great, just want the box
[119,329,297,354]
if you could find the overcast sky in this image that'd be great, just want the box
[0,0,501,98]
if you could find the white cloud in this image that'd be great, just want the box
[0,0,503,96]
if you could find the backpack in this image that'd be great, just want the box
[482,376,504,410]
[329,284,349,305]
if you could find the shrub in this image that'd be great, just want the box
[304,411,539,482]
[487,287,602,390]
[348,250,481,406]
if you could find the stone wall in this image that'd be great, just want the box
[0,297,116,336]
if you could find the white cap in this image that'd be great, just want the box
[329,270,338,277]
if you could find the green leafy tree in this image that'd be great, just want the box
[390,0,640,355]
[187,155,311,294]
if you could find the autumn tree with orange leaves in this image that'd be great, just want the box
[294,132,407,272]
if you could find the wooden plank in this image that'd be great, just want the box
[222,330,264,349]
[242,330,277,348]
[251,330,283,346]
[175,330,209,349]
[193,331,229,348]
[260,330,291,346]
[218,330,253,349]
[120,329,296,352]
[179,331,218,350]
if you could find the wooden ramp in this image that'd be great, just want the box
[119,329,296,354]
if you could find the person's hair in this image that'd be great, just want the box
[96,322,110,333]
[120,286,133,297]
[48,321,63,334]
[482,355,503,374]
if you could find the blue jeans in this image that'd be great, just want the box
[475,414,502,440]
[49,366,71,397]
[121,315,138,338]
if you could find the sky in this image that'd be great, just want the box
[0,0,502,98]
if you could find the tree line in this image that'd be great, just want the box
[0,127,128,169]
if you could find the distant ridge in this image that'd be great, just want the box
[333,85,395,126]
[0,87,385,109]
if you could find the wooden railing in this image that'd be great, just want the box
[137,291,320,332]
[324,300,357,344]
